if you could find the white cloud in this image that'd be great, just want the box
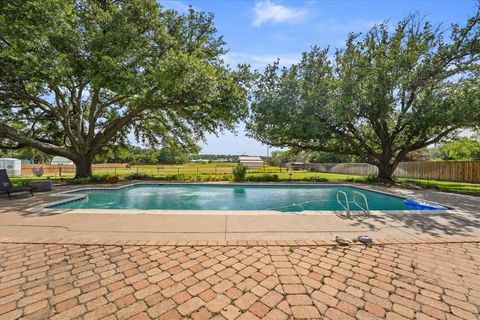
[253,0,308,27]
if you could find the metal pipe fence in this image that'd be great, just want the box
[20,161,480,183]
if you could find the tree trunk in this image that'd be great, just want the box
[74,157,93,178]
[376,161,398,182]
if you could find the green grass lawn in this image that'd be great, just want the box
[398,179,480,196]
[9,163,480,196]
[10,164,360,184]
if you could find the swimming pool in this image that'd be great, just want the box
[49,184,447,212]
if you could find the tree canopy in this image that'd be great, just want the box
[269,150,357,164]
[94,145,190,164]
[432,134,480,160]
[248,12,480,180]
[0,0,249,177]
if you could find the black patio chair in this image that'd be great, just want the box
[0,169,34,199]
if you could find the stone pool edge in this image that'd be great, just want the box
[27,181,453,215]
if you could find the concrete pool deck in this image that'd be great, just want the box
[2,182,480,320]
[1,181,480,244]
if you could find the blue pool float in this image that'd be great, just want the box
[403,199,447,210]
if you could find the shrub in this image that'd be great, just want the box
[66,177,89,185]
[125,173,156,180]
[202,175,222,182]
[232,164,247,182]
[344,174,378,183]
[12,178,33,186]
[246,174,279,182]
[89,175,110,183]
[163,175,179,181]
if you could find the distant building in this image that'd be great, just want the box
[287,162,306,171]
[51,156,74,165]
[238,156,263,169]
[0,158,22,176]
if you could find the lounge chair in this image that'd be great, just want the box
[0,169,34,199]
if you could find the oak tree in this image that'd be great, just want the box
[248,12,480,181]
[0,0,248,177]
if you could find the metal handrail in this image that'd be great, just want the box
[336,191,351,218]
[353,192,370,217]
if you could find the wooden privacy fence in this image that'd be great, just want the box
[306,163,378,176]
[395,161,480,183]
[305,161,480,183]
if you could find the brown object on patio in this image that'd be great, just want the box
[108,176,119,184]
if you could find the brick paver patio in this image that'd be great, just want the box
[1,240,479,320]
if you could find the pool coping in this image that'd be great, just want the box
[28,181,453,216]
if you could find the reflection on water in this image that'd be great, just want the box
[54,185,421,211]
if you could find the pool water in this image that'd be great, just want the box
[51,184,447,212]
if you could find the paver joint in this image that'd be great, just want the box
[0,240,479,319]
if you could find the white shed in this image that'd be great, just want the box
[0,158,22,176]
[51,156,74,165]
[238,156,264,169]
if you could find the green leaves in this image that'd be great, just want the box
[0,0,249,177]
[248,11,480,180]
[435,136,480,161]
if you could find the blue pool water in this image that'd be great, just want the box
[50,184,447,212]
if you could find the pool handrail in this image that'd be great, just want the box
[336,191,351,218]
[353,191,370,217]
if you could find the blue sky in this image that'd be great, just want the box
[162,0,477,156]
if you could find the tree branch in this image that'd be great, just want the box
[0,123,77,160]
[0,142,26,150]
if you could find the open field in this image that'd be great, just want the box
[15,163,361,181]
[10,163,480,196]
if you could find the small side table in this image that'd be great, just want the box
[29,180,53,192]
